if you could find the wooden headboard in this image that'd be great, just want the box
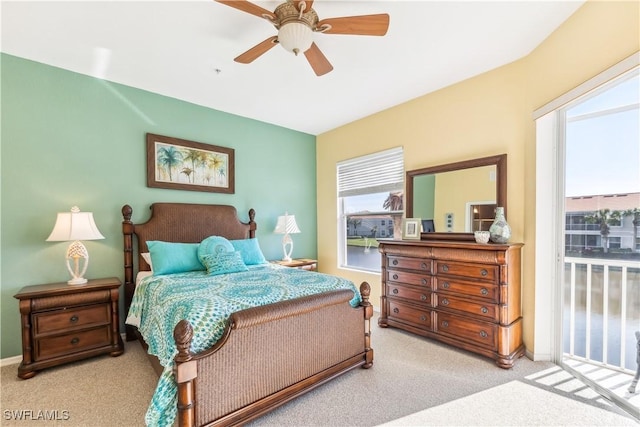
[121,202,257,340]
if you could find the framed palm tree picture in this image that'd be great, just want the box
[146,133,234,194]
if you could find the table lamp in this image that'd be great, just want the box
[274,212,301,262]
[46,206,105,285]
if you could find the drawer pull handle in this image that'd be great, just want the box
[70,337,80,345]
[441,321,449,328]
[421,278,427,285]
[481,269,488,277]
[481,307,488,314]
[392,259,398,266]
[393,274,399,280]
[441,298,449,305]
[481,288,489,296]
[480,331,488,338]
[442,265,449,272]
[392,288,399,294]
[442,282,450,289]
[421,262,427,270]
[420,315,427,322]
[421,294,427,301]
[393,308,399,314]
[70,315,78,323]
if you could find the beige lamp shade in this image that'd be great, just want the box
[47,206,104,285]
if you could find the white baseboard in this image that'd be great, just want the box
[1,355,22,367]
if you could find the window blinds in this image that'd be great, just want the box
[337,147,404,198]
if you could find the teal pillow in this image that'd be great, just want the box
[198,236,234,264]
[230,238,268,265]
[201,250,248,276]
[147,241,203,275]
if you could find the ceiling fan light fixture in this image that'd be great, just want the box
[278,22,313,56]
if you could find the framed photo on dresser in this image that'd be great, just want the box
[402,218,422,240]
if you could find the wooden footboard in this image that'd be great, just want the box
[173,282,374,427]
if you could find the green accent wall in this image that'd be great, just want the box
[0,54,317,358]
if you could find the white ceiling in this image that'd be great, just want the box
[1,0,584,135]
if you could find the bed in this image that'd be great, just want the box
[121,202,373,427]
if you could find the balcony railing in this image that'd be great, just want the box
[564,256,640,374]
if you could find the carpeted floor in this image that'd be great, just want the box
[1,319,637,426]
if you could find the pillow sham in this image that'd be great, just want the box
[141,252,153,270]
[201,250,248,276]
[230,238,268,265]
[198,236,234,263]
[147,241,203,275]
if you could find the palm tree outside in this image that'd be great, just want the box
[584,208,622,253]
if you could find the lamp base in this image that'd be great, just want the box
[67,277,88,286]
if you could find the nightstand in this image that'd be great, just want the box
[13,277,124,379]
[271,258,318,271]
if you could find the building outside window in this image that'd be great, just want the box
[337,147,404,272]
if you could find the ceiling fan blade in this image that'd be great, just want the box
[293,0,314,12]
[234,36,278,64]
[317,14,390,36]
[215,0,276,20]
[304,43,333,76]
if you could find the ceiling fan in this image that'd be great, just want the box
[215,0,390,76]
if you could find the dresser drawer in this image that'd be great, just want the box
[34,304,110,335]
[435,261,498,282]
[435,295,498,321]
[435,277,499,303]
[388,299,432,329]
[386,256,432,273]
[387,270,431,288]
[386,284,431,305]
[436,312,497,349]
[34,326,111,361]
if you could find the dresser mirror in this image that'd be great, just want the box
[406,154,507,241]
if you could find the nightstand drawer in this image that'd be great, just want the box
[35,326,111,360]
[34,304,110,335]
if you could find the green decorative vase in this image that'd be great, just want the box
[489,207,511,244]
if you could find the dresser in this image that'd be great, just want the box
[378,240,524,368]
[14,277,124,379]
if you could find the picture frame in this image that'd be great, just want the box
[402,218,422,240]
[146,133,234,194]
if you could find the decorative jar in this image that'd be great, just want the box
[489,207,511,244]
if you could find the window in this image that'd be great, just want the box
[337,147,404,272]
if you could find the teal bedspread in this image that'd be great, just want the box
[125,264,361,426]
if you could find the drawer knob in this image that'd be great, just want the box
[70,315,79,323]
[481,307,488,314]
[420,315,427,322]
[392,259,398,266]
[441,321,449,328]
[442,265,449,272]
[393,274,399,280]
[392,288,399,294]
[442,282,450,289]
[421,262,427,270]
[481,269,488,277]
[421,294,427,301]
[480,331,488,338]
[70,337,80,345]
[441,298,449,306]
[481,288,489,296]
[421,278,427,285]
[393,308,399,314]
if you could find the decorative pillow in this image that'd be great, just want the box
[141,252,153,270]
[147,241,203,275]
[198,236,234,264]
[230,238,268,265]
[201,250,248,276]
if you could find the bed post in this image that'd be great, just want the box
[360,282,374,368]
[174,320,197,427]
[122,205,137,342]
[248,208,257,238]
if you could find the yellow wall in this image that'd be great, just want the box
[316,0,639,354]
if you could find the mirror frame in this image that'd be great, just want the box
[406,154,507,241]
